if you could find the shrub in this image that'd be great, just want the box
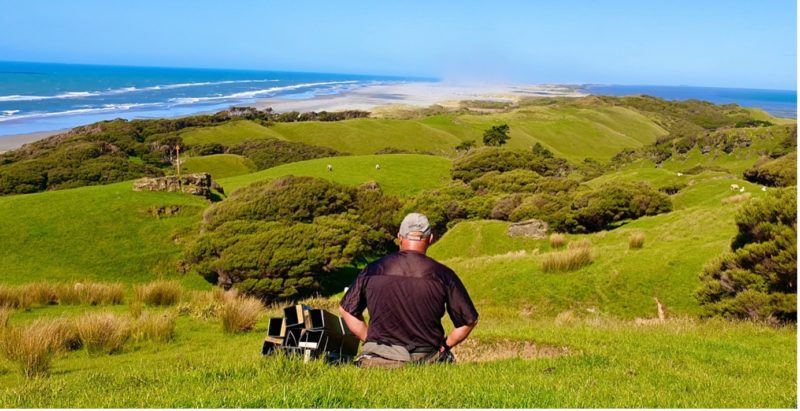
[134,280,182,306]
[75,313,132,354]
[452,147,571,182]
[697,188,796,322]
[629,232,646,249]
[541,245,593,273]
[568,182,672,233]
[220,295,264,333]
[228,139,344,170]
[491,194,524,220]
[470,170,540,193]
[743,152,796,187]
[186,176,396,302]
[549,233,566,249]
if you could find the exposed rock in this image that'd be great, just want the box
[132,173,213,199]
[211,181,225,195]
[507,219,549,239]
[147,205,181,217]
[359,180,382,191]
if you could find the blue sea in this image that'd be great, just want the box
[0,61,414,136]
[581,84,797,119]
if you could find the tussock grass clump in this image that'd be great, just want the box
[0,285,30,309]
[567,239,591,250]
[133,311,177,343]
[75,313,132,354]
[629,232,646,249]
[135,280,183,306]
[56,282,125,305]
[220,294,264,333]
[541,241,593,273]
[722,192,752,204]
[0,307,12,328]
[0,319,79,378]
[178,288,226,320]
[549,233,566,249]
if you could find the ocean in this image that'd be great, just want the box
[0,61,413,136]
[581,84,797,119]
[1,61,796,138]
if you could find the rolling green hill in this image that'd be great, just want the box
[0,182,208,286]
[219,154,452,196]
[181,154,257,179]
[0,101,795,408]
[174,105,669,161]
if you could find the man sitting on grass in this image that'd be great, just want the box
[339,213,479,368]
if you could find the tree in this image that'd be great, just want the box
[482,124,510,146]
[455,140,476,152]
[696,188,797,322]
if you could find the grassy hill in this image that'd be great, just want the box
[173,105,668,161]
[0,182,209,287]
[181,154,257,179]
[219,154,452,196]
[0,101,795,407]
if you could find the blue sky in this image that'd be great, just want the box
[0,0,795,89]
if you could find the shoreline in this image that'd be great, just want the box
[0,82,587,151]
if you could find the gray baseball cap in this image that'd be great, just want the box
[398,213,432,240]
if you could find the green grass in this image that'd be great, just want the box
[175,106,669,161]
[219,154,452,196]
[181,154,257,179]
[0,304,794,407]
[0,107,794,407]
[0,182,209,288]
[179,120,284,145]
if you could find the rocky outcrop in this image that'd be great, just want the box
[507,219,549,239]
[133,173,213,199]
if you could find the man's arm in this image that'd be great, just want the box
[339,306,368,342]
[441,320,478,352]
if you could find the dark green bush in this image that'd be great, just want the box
[482,124,510,146]
[696,188,796,322]
[743,152,797,187]
[567,182,671,233]
[186,176,401,301]
[228,139,343,170]
[452,147,571,183]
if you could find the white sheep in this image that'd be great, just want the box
[375,164,380,170]
[327,164,333,172]
[676,172,683,177]
[730,184,740,191]
[739,187,746,193]
[761,186,767,192]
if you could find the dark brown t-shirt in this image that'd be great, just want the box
[339,250,479,350]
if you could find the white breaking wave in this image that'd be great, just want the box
[1,110,20,116]
[168,81,360,104]
[0,103,161,122]
[0,79,280,102]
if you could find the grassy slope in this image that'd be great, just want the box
[219,154,452,196]
[179,120,284,145]
[0,182,209,287]
[175,105,668,161]
[430,174,770,319]
[181,154,257,179]
[0,114,795,407]
[0,303,794,408]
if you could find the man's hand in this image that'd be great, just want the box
[339,305,368,342]
[440,320,478,352]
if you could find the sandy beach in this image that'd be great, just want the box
[254,82,586,113]
[0,130,64,153]
[0,82,585,152]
